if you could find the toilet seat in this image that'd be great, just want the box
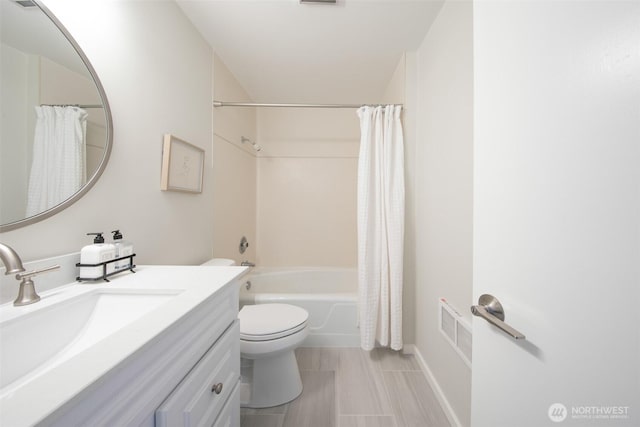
[239,304,308,342]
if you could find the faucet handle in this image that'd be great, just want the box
[14,277,41,306]
[13,264,59,306]
[15,264,60,281]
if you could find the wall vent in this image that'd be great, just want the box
[300,0,337,4]
[439,298,472,367]
[15,0,37,7]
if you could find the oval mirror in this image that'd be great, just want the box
[0,0,112,232]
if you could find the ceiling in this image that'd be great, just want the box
[176,0,444,104]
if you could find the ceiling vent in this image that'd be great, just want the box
[300,0,337,4]
[14,0,37,7]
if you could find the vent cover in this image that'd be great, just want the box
[439,298,472,367]
[300,0,337,4]
[15,0,37,7]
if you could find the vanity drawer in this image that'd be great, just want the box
[213,382,240,427]
[155,320,240,427]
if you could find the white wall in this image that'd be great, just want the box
[0,44,32,224]
[382,55,406,106]
[412,1,473,425]
[212,58,361,269]
[0,0,215,265]
[212,54,257,264]
[253,57,407,269]
[256,108,359,267]
[40,57,107,179]
[381,54,417,345]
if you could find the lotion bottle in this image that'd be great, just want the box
[80,232,116,279]
[111,230,134,271]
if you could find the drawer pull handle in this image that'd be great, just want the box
[211,383,223,394]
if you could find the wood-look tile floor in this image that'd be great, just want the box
[240,347,451,427]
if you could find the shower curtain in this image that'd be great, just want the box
[357,105,404,351]
[26,106,88,217]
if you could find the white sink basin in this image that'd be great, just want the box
[0,288,181,396]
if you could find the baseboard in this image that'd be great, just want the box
[402,344,463,427]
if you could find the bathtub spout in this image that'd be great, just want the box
[241,261,256,267]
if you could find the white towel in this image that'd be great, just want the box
[357,105,405,351]
[26,106,87,217]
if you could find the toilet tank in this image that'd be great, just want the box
[201,258,236,266]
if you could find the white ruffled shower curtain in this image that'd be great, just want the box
[26,106,88,217]
[357,105,405,351]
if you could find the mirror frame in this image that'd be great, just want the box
[0,0,113,232]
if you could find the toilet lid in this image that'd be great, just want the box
[239,304,309,341]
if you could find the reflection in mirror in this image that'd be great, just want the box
[0,0,112,231]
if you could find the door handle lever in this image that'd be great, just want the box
[471,294,525,340]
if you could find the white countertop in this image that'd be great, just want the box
[0,265,248,426]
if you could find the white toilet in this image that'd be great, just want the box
[238,303,309,408]
[201,259,309,408]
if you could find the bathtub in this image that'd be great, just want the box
[239,268,359,347]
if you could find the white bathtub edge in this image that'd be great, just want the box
[251,293,356,303]
[241,268,359,348]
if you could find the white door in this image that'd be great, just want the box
[472,1,639,426]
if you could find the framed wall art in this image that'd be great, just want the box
[160,134,204,193]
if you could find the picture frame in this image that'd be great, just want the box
[160,134,204,193]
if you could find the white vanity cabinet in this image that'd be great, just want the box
[38,273,242,427]
[155,321,240,426]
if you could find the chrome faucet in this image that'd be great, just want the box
[1,243,59,306]
[0,243,25,275]
[240,260,256,267]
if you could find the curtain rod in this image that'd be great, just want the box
[213,101,402,109]
[41,104,103,109]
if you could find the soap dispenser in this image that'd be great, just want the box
[79,232,116,279]
[111,230,134,271]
